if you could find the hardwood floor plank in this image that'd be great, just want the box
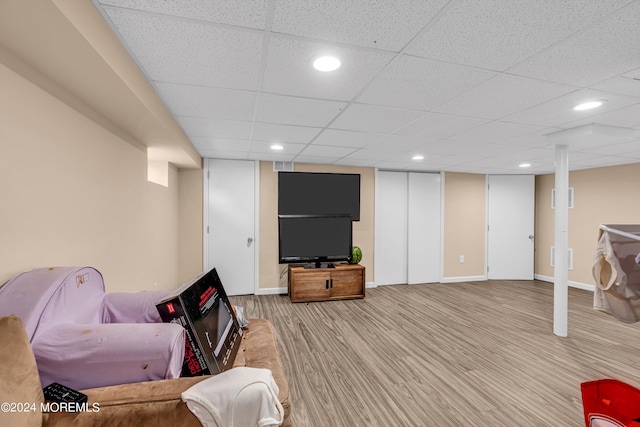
[231,281,640,426]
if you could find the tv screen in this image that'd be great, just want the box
[278,214,352,266]
[278,172,361,221]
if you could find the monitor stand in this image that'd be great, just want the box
[303,262,335,269]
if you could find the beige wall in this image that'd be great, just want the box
[535,163,640,285]
[178,168,204,283]
[259,162,375,289]
[443,172,486,278]
[0,61,186,292]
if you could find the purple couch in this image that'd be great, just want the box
[0,266,184,390]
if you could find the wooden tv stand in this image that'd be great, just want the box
[288,263,365,303]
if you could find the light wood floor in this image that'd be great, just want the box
[231,280,640,426]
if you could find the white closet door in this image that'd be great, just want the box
[408,172,441,284]
[487,174,534,280]
[205,159,257,296]
[375,171,408,286]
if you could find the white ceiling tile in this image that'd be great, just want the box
[299,145,356,158]
[625,68,640,79]
[462,156,524,170]
[251,122,321,144]
[503,89,640,127]
[591,75,640,98]
[418,140,475,156]
[406,0,634,71]
[366,134,438,151]
[333,158,377,167]
[502,128,563,147]
[292,156,341,165]
[508,1,640,86]
[343,148,398,161]
[155,82,256,121]
[452,121,547,143]
[178,117,252,139]
[262,35,394,101]
[247,152,296,162]
[256,94,346,127]
[99,0,268,29]
[447,142,523,158]
[430,153,488,165]
[394,113,487,139]
[249,140,306,155]
[494,147,555,162]
[198,150,249,160]
[372,161,414,170]
[189,136,251,151]
[330,103,423,134]
[312,129,384,148]
[104,8,263,89]
[358,55,496,111]
[434,74,578,120]
[271,0,449,51]
[91,0,640,173]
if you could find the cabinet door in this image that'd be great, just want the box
[291,271,331,302]
[330,268,364,299]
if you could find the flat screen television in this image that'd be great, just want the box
[278,214,352,268]
[278,172,361,221]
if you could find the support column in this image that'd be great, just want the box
[554,144,569,337]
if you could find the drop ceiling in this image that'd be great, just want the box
[92,0,640,174]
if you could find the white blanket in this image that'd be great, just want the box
[182,367,283,427]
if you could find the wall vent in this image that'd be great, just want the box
[273,161,294,172]
[550,247,574,270]
[551,187,574,209]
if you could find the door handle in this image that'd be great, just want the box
[247,237,253,247]
[528,235,534,240]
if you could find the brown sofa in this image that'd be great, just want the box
[0,315,290,427]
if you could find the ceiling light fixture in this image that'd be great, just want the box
[412,155,424,160]
[270,144,284,150]
[573,100,604,111]
[313,56,341,72]
[519,163,531,168]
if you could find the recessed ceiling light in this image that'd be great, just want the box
[573,100,604,111]
[519,162,531,168]
[270,144,284,150]
[412,155,424,160]
[313,56,341,72]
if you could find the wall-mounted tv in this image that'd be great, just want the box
[278,214,352,268]
[278,172,361,221]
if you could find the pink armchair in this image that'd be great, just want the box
[0,266,184,390]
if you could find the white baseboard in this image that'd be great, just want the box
[255,286,288,295]
[534,274,595,292]
[252,276,594,295]
[440,275,487,283]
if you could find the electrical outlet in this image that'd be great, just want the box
[459,255,465,263]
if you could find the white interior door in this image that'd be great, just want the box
[205,159,256,296]
[407,172,441,284]
[375,171,408,286]
[487,174,534,280]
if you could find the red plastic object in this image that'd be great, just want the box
[581,379,640,427]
